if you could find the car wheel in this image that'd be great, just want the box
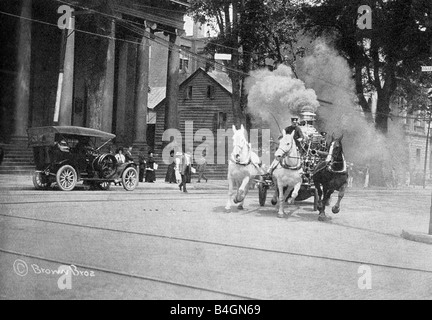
[32,171,50,190]
[56,165,77,191]
[122,167,138,191]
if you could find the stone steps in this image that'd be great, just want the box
[0,140,34,175]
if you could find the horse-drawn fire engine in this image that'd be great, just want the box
[256,111,329,211]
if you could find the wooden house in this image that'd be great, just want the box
[150,68,234,180]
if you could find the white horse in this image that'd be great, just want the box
[226,124,263,212]
[271,129,303,217]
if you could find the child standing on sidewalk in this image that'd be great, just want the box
[197,150,208,183]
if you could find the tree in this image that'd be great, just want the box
[188,0,305,127]
[301,0,432,133]
[189,0,245,127]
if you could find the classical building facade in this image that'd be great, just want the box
[399,110,432,185]
[0,0,190,154]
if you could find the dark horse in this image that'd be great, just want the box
[312,134,348,221]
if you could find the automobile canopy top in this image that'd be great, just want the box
[28,126,116,146]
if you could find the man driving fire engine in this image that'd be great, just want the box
[284,117,305,151]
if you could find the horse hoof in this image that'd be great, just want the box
[237,205,244,210]
[225,208,231,213]
[271,199,277,206]
[332,207,340,214]
[277,212,284,218]
[318,214,331,222]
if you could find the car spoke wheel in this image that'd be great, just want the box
[122,167,138,191]
[56,165,77,191]
[32,171,50,190]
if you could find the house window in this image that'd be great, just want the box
[207,85,215,99]
[217,112,227,129]
[186,86,193,99]
[180,58,189,71]
[416,148,421,164]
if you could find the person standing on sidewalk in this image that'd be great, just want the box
[138,148,146,183]
[165,149,177,183]
[197,150,208,183]
[178,149,192,192]
[145,151,156,183]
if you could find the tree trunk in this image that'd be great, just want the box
[375,69,396,134]
[230,73,245,128]
[230,1,245,128]
[230,49,245,128]
[355,65,373,123]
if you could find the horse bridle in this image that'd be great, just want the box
[231,137,252,166]
[315,141,346,174]
[276,140,302,170]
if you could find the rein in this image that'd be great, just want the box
[315,141,347,175]
[231,140,252,166]
[276,145,302,170]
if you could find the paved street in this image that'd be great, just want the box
[1,175,432,299]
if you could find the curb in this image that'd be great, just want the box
[401,230,432,245]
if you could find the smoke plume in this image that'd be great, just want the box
[246,40,409,185]
[245,65,319,136]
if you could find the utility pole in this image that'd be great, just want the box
[423,105,432,189]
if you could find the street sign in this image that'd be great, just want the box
[422,66,432,72]
[214,53,232,61]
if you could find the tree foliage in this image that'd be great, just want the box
[300,0,432,133]
[188,0,305,127]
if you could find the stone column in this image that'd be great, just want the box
[115,39,128,141]
[13,0,32,139]
[58,10,75,126]
[133,36,149,149]
[164,32,180,131]
[101,19,116,133]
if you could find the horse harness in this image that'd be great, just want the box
[276,144,302,171]
[231,141,261,169]
[312,142,347,176]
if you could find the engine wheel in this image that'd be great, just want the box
[122,167,138,191]
[32,171,50,190]
[56,165,77,191]
[258,184,267,206]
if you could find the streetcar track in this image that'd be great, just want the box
[0,248,256,300]
[0,194,227,205]
[2,212,432,275]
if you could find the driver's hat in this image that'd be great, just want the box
[291,117,299,122]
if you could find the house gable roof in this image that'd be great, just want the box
[152,68,232,110]
[179,67,232,95]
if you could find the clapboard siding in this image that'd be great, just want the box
[153,69,233,180]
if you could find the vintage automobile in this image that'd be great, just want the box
[28,126,138,191]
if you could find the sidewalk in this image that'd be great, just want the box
[0,174,229,191]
